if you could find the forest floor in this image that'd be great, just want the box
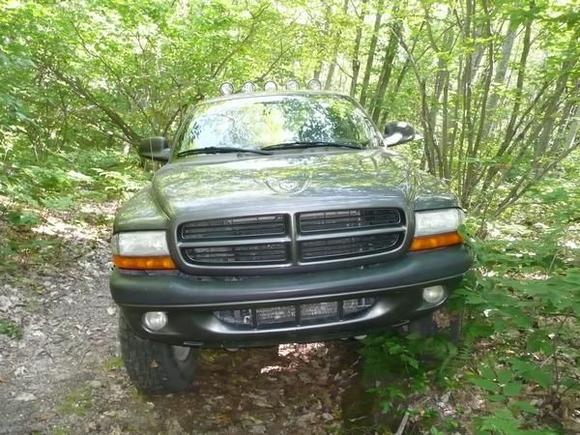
[0,200,378,434]
[2,169,577,434]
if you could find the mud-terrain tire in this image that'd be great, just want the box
[119,313,198,394]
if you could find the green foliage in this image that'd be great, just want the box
[476,408,554,435]
[456,237,579,431]
[361,189,579,431]
[1,0,577,221]
[0,0,577,432]
[0,146,147,275]
[5,210,40,227]
[58,386,94,417]
[0,147,148,207]
[362,332,458,416]
[0,319,22,339]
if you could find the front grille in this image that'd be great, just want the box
[176,207,406,270]
[179,214,286,241]
[214,297,375,329]
[298,208,402,233]
[182,243,289,265]
[299,233,403,262]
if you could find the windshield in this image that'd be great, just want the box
[173,94,381,157]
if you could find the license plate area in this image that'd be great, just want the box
[213,297,375,330]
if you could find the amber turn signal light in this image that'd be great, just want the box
[410,231,463,251]
[113,255,176,270]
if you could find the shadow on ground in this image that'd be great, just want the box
[0,202,380,434]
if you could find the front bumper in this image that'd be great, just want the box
[111,245,471,347]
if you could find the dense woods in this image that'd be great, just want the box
[1,0,578,433]
[1,0,578,219]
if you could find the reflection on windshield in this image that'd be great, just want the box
[175,94,380,155]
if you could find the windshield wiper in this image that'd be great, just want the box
[261,141,364,151]
[177,147,272,157]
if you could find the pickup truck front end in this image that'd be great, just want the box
[111,204,470,348]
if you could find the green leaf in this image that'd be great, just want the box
[489,394,506,402]
[6,210,39,227]
[511,400,538,415]
[503,382,523,397]
[526,330,553,354]
[509,359,553,389]
[469,377,499,393]
[478,409,521,433]
[497,370,513,384]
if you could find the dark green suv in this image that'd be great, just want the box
[110,89,471,393]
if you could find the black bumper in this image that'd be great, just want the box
[110,246,471,347]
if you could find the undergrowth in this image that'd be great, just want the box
[0,147,148,275]
[0,147,148,208]
[361,174,579,433]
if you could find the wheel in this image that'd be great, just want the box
[118,313,198,394]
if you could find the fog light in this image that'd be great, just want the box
[142,311,167,331]
[422,285,445,304]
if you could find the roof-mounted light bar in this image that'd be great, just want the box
[285,79,299,90]
[241,81,257,93]
[219,82,234,96]
[217,78,321,95]
[264,80,277,91]
[307,78,322,90]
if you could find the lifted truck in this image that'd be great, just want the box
[110,85,471,393]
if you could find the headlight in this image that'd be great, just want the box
[410,209,464,251]
[111,231,175,270]
[414,209,464,236]
[112,231,170,256]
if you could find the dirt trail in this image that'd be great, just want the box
[0,205,367,434]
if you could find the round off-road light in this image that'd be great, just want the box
[264,80,277,91]
[286,79,299,90]
[422,285,445,304]
[219,82,234,96]
[307,78,322,90]
[241,81,256,93]
[142,311,167,331]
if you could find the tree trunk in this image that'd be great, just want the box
[350,0,369,97]
[325,0,349,90]
[370,9,401,123]
[481,19,518,140]
[359,0,385,107]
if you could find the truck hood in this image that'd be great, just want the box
[149,149,457,218]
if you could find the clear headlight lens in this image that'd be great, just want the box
[111,231,170,256]
[414,209,464,237]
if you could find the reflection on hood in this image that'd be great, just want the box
[149,149,457,217]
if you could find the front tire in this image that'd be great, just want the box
[119,313,198,394]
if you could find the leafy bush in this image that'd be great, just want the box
[361,202,579,432]
[0,147,148,208]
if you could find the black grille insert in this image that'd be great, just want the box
[298,208,402,233]
[179,214,287,241]
[176,208,406,269]
[299,232,403,262]
[182,243,289,265]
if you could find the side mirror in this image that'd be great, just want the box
[383,121,422,146]
[138,137,170,163]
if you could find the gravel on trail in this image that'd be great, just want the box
[0,203,366,434]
